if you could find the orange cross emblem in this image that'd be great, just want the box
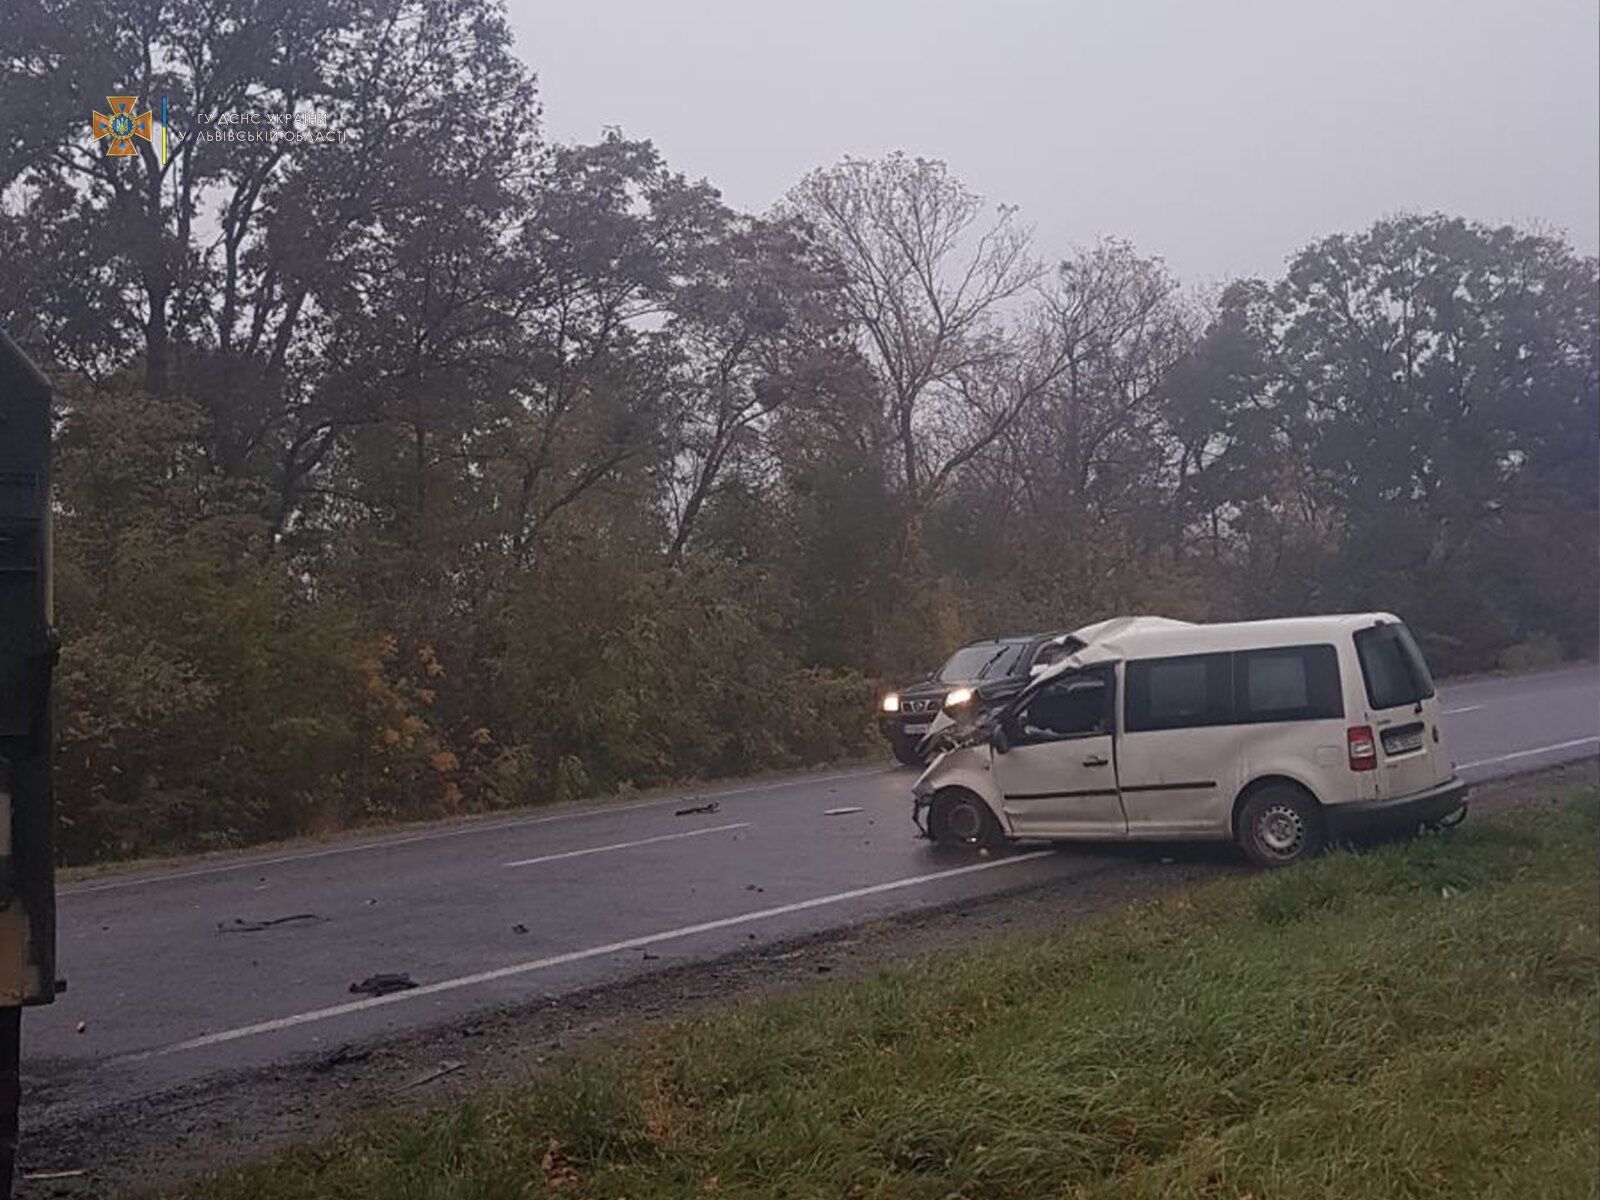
[90,96,154,157]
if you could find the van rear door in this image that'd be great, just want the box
[1352,621,1453,799]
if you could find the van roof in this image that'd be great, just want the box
[1053,612,1402,673]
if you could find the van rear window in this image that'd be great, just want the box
[1354,623,1435,710]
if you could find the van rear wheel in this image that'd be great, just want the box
[1237,785,1324,868]
[928,788,1003,850]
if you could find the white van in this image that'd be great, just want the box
[911,613,1467,866]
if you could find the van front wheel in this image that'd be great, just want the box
[928,789,1003,850]
[1237,786,1324,868]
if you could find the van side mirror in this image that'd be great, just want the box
[990,723,1011,754]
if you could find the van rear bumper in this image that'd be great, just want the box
[1324,776,1469,837]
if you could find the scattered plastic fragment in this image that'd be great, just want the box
[349,973,417,997]
[218,913,327,934]
[675,801,720,816]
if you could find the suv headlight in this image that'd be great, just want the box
[881,692,900,713]
[944,686,975,709]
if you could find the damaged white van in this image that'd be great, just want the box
[911,614,1468,866]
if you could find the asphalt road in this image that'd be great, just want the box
[26,663,1600,1119]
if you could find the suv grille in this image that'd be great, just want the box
[901,697,942,715]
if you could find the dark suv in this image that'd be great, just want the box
[878,632,1075,766]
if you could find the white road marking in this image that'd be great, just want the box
[1442,705,1482,714]
[1458,737,1600,770]
[502,823,749,868]
[62,767,886,897]
[126,850,1055,1060]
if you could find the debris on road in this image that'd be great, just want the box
[675,801,720,816]
[74,1021,86,1034]
[218,913,328,934]
[824,806,863,816]
[22,1168,87,1181]
[512,923,529,934]
[349,973,418,997]
[314,1044,372,1073]
[397,1059,463,1092]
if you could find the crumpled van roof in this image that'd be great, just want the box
[1039,612,1403,681]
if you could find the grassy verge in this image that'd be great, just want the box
[159,793,1599,1200]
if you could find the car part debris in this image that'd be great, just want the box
[397,1059,463,1091]
[824,806,863,816]
[349,973,417,997]
[675,801,720,816]
[217,913,327,933]
[314,1044,372,1073]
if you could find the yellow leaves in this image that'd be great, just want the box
[429,750,459,773]
[418,645,446,678]
[540,1137,580,1191]
[380,728,401,746]
[401,715,426,737]
[441,781,463,806]
[470,726,493,745]
[416,688,437,707]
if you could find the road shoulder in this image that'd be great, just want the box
[20,758,1598,1197]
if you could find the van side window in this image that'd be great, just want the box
[1017,674,1111,741]
[1354,623,1436,709]
[1236,644,1344,722]
[1125,653,1233,732]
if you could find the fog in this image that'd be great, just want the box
[510,0,1599,282]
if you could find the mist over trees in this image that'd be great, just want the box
[3,0,1595,862]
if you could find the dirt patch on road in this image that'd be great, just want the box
[18,760,1596,1198]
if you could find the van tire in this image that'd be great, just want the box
[928,788,1004,850]
[1236,785,1324,868]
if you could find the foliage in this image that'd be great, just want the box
[1,0,1595,860]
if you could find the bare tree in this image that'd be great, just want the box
[784,154,1053,562]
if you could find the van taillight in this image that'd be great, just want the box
[1348,725,1377,771]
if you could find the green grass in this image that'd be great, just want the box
[161,793,1600,1200]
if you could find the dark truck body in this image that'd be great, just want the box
[878,632,1073,765]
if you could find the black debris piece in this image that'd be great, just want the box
[349,973,417,997]
[674,801,720,816]
[218,913,327,934]
[314,1044,372,1073]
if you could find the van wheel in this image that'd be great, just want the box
[928,788,1003,850]
[1237,786,1324,868]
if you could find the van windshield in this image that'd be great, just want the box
[937,642,1025,683]
[1354,623,1436,709]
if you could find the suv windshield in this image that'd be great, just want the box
[1354,623,1436,709]
[937,641,1026,683]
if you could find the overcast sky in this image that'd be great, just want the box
[507,0,1598,284]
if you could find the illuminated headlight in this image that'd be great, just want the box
[944,686,975,709]
[881,692,900,713]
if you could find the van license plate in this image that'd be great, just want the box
[1384,728,1424,755]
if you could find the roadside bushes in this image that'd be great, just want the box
[488,556,878,802]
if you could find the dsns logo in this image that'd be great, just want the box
[90,96,154,157]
